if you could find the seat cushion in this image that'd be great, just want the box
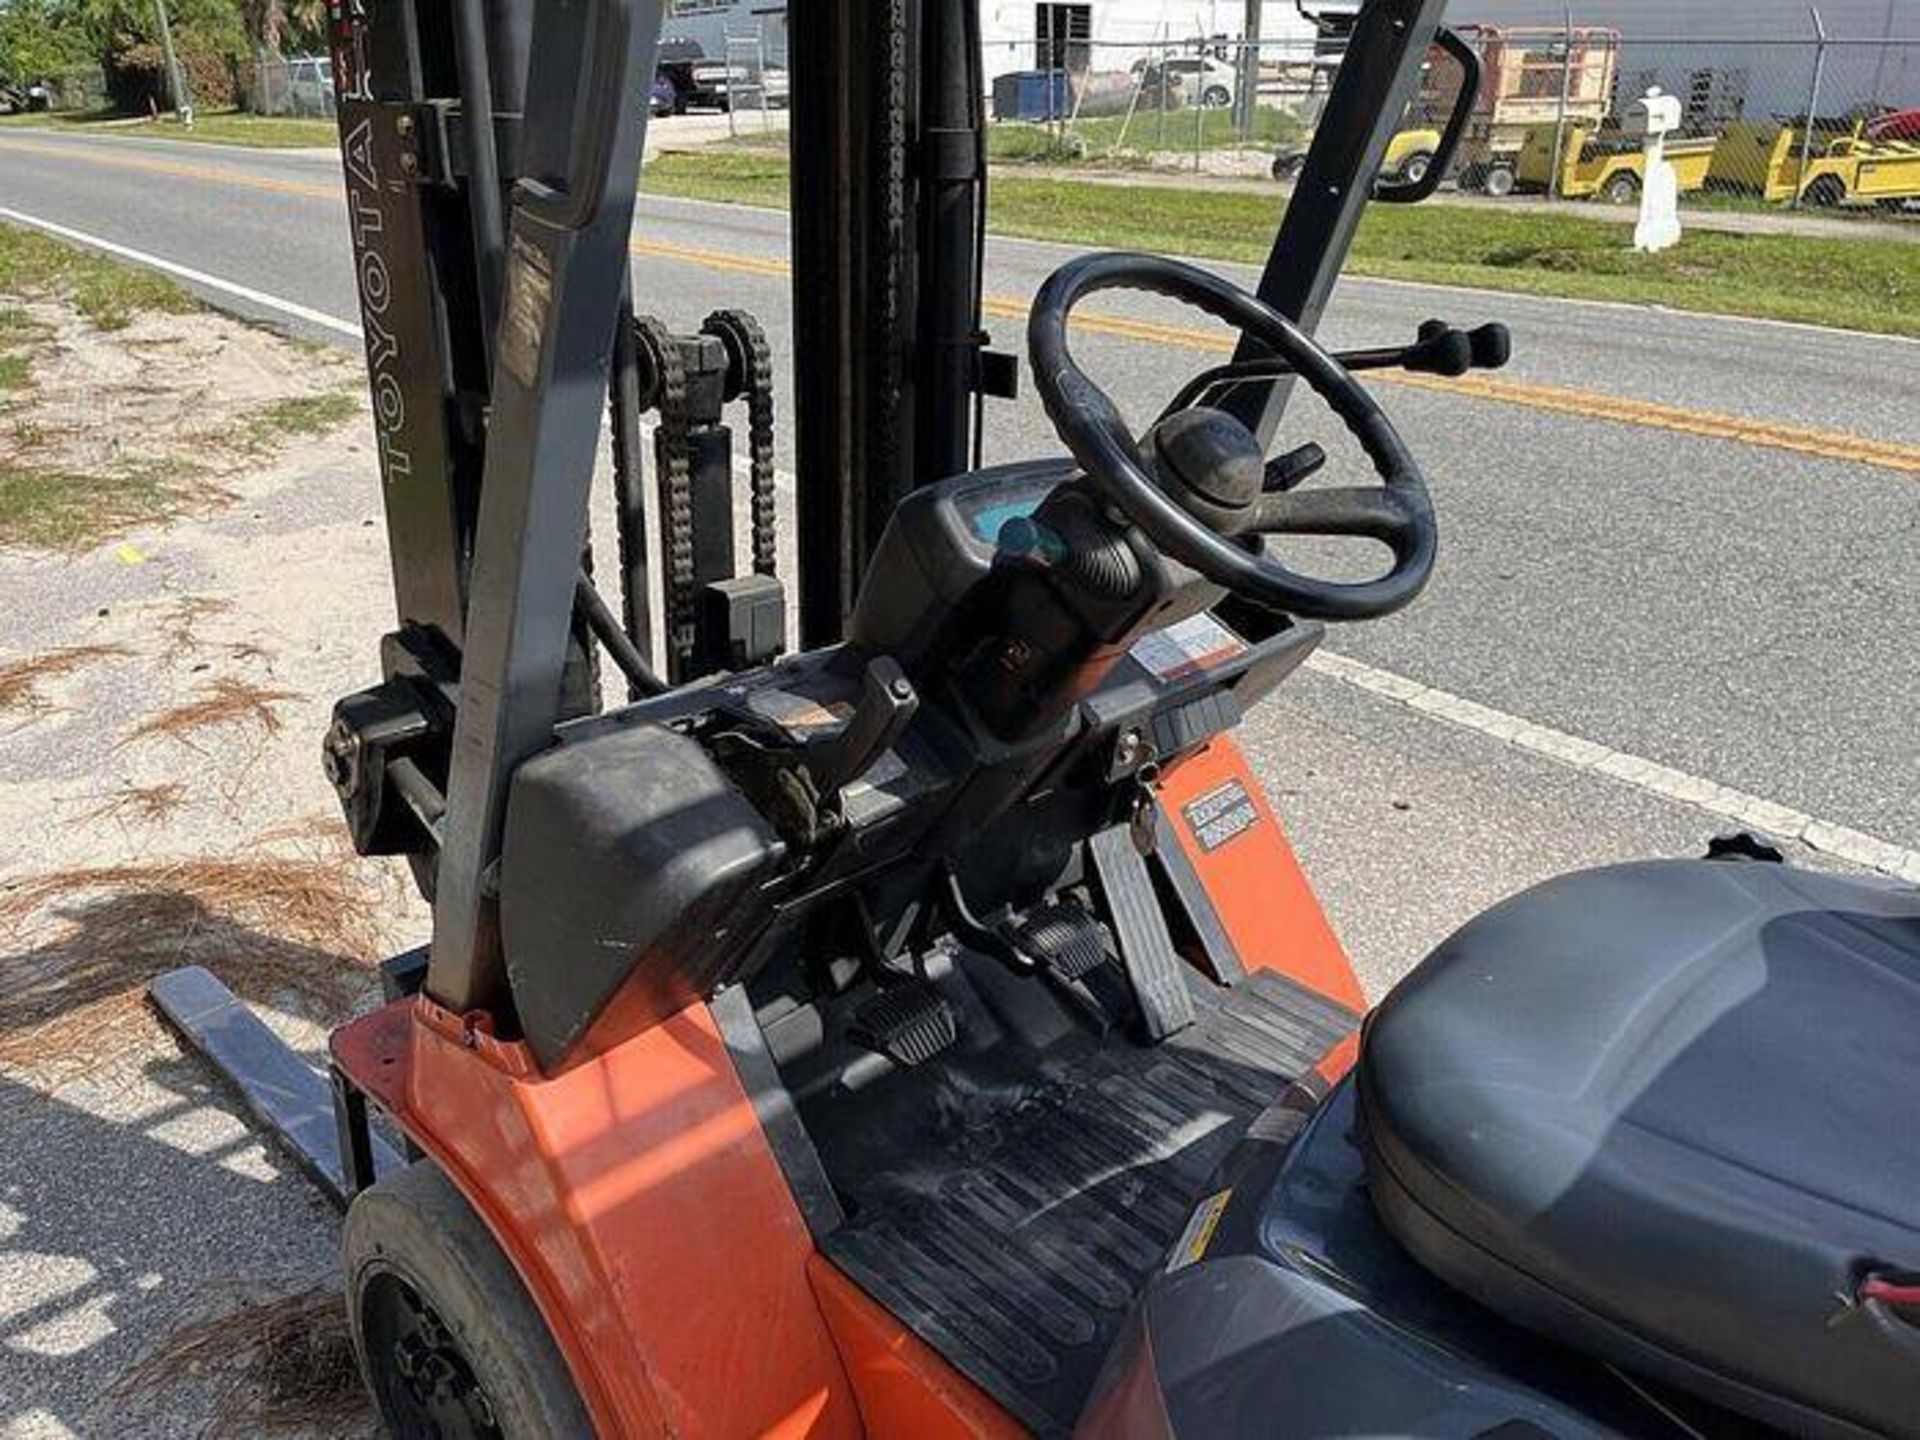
[1359,859,1920,1440]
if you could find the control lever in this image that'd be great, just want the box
[1326,319,1512,378]
[1161,318,1513,417]
[802,657,918,797]
[1265,442,1326,495]
[708,657,918,850]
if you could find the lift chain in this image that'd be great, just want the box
[635,312,696,673]
[702,308,778,578]
[606,292,653,675]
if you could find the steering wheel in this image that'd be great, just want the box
[1028,252,1437,622]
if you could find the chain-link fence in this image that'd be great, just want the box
[718,34,786,139]
[38,65,107,113]
[982,16,1920,219]
[246,52,335,119]
[985,36,1342,178]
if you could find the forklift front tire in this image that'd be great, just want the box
[343,1160,592,1440]
[1482,165,1515,198]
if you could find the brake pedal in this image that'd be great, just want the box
[848,981,958,1067]
[1016,904,1113,983]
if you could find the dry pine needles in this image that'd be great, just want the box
[0,838,390,1081]
[116,1284,368,1436]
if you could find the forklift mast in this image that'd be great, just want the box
[321,0,1451,1027]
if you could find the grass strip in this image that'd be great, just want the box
[643,150,1918,339]
[0,106,336,150]
[0,220,194,330]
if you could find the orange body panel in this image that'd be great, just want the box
[329,736,1356,1438]
[332,997,864,1440]
[1156,736,1367,1013]
[807,1256,1028,1439]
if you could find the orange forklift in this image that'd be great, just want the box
[154,1,1920,1436]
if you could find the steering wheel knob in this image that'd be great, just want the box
[1148,408,1265,535]
[1028,251,1438,622]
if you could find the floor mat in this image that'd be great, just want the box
[822,969,1357,1436]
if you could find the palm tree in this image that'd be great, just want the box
[241,0,320,57]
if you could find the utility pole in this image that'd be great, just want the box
[1234,0,1261,139]
[153,0,193,127]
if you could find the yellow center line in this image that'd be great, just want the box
[7,133,1917,477]
[0,134,340,201]
[631,237,788,279]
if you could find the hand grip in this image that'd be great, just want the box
[1374,26,1483,206]
[515,0,638,232]
[806,657,918,797]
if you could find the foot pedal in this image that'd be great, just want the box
[1089,823,1196,1041]
[1016,904,1112,982]
[848,982,958,1067]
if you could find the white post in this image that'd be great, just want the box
[1628,86,1682,253]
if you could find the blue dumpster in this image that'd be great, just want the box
[992,69,1071,122]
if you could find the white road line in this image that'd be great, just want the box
[0,206,362,338]
[9,201,1912,881]
[1305,649,1920,883]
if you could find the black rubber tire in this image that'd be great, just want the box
[1398,151,1433,186]
[343,1161,593,1440]
[1604,171,1641,207]
[1803,175,1846,209]
[1201,85,1231,109]
[1482,165,1516,198]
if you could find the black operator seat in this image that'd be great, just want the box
[1359,858,1920,1440]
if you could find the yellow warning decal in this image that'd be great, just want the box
[1166,1188,1233,1273]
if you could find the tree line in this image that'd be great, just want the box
[0,0,326,110]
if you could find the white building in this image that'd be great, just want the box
[661,1,789,64]
[977,2,1320,76]
[659,0,1918,119]
[1450,0,1917,120]
[660,2,1322,75]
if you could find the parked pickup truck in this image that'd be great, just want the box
[683,59,789,112]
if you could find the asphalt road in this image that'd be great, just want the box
[2,125,1917,984]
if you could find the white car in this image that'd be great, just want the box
[1140,55,1237,109]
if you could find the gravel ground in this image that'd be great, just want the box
[1,300,414,1439]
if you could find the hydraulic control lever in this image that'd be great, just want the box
[1163,319,1511,417]
[709,657,919,850]
[805,657,919,798]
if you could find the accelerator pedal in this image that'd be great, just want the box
[1089,823,1196,1041]
[849,981,959,1067]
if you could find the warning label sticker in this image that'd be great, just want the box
[745,688,850,736]
[498,234,553,390]
[1166,1188,1233,1272]
[1129,612,1247,683]
[1182,779,1259,853]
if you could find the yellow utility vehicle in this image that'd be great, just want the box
[1746,119,1920,209]
[1515,122,1720,205]
[1273,124,1443,185]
